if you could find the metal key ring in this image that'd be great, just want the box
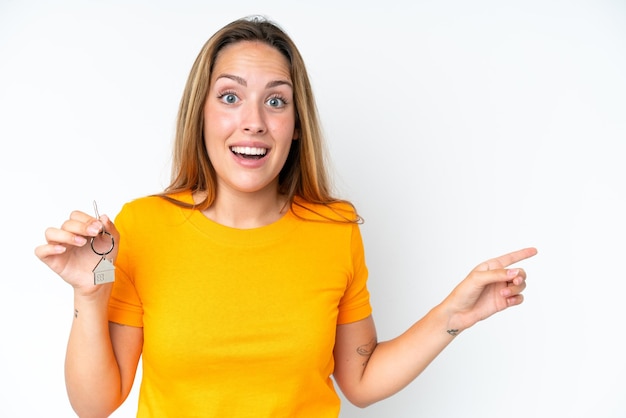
[90,231,115,256]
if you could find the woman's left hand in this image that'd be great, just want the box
[443,247,538,334]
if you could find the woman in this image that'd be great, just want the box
[35,16,537,417]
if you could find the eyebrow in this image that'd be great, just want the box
[216,74,293,89]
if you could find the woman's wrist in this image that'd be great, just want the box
[73,283,112,316]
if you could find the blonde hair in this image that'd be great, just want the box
[162,16,360,223]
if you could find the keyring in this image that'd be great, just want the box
[90,231,115,256]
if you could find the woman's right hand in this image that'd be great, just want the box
[35,210,120,296]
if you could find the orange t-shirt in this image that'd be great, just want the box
[108,192,372,417]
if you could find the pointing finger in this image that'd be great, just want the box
[475,247,538,272]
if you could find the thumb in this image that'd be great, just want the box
[99,214,117,235]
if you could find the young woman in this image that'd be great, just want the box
[35,16,537,418]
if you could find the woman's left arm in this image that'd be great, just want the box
[333,247,537,408]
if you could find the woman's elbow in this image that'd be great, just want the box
[336,383,380,409]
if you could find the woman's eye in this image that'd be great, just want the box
[267,96,286,108]
[220,93,238,104]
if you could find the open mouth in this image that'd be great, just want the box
[230,146,268,160]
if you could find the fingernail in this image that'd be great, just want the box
[74,236,87,245]
[87,222,101,235]
[507,268,519,278]
[501,288,511,297]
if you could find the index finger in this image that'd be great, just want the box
[69,210,96,223]
[63,210,102,237]
[476,247,538,271]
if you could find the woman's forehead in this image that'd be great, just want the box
[212,41,291,82]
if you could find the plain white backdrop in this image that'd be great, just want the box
[1,0,625,417]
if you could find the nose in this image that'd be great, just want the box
[242,102,267,135]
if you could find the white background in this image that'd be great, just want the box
[1,1,625,417]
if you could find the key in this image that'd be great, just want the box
[90,201,116,285]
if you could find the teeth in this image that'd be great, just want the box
[230,146,267,156]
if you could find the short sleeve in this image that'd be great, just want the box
[336,224,372,324]
[107,203,144,327]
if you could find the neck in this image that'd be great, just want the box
[196,187,289,229]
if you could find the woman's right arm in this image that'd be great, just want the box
[35,210,142,418]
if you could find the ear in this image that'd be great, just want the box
[292,129,300,140]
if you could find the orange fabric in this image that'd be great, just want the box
[108,192,372,417]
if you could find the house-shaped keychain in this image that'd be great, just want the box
[93,257,115,285]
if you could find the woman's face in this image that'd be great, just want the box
[203,41,297,198]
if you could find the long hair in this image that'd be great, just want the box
[162,16,360,223]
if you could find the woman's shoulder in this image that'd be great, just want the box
[291,196,362,224]
[119,191,193,216]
